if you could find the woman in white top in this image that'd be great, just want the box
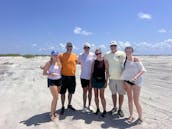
[42,50,62,121]
[121,46,146,124]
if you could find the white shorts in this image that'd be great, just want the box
[109,79,125,95]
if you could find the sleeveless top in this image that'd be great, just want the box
[121,60,146,87]
[48,64,61,80]
[93,60,105,82]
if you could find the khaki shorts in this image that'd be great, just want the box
[109,79,125,95]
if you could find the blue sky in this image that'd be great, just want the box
[0,0,172,55]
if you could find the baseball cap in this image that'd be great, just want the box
[51,50,59,56]
[110,41,118,46]
[84,42,91,48]
[66,42,73,47]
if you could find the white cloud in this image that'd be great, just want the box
[73,27,82,34]
[158,28,167,33]
[104,39,172,55]
[91,43,95,47]
[99,44,106,49]
[32,43,37,47]
[158,28,172,33]
[49,46,55,50]
[73,27,93,36]
[37,39,172,55]
[59,43,65,49]
[138,12,152,20]
[38,48,47,51]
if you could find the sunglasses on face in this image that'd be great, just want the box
[126,50,133,53]
[84,47,90,49]
[96,52,102,55]
[110,45,117,47]
[67,46,72,48]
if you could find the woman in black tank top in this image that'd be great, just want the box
[91,48,109,117]
[93,60,105,82]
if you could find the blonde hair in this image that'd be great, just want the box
[49,56,62,68]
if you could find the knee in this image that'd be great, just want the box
[53,95,58,100]
[95,94,98,100]
[128,99,133,104]
[133,99,139,105]
[100,94,105,100]
[83,91,87,96]
[128,96,133,103]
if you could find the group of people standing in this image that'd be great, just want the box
[41,41,146,125]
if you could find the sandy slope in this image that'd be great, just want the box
[0,56,171,129]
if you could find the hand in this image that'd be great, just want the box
[131,77,137,82]
[40,65,44,70]
[50,73,59,76]
[104,81,108,88]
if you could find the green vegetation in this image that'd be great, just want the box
[22,54,35,58]
[0,54,21,57]
[0,54,49,58]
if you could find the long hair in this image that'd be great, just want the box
[124,46,134,69]
[124,56,127,69]
[49,56,62,68]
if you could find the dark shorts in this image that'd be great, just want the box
[80,78,90,88]
[91,77,106,89]
[60,75,76,94]
[48,78,62,87]
[124,80,135,86]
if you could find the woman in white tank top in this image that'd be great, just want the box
[121,46,146,124]
[42,50,62,121]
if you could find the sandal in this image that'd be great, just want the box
[50,114,56,121]
[135,118,143,125]
[50,113,58,121]
[127,117,134,123]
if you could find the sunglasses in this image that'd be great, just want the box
[110,45,117,47]
[96,52,102,55]
[84,47,90,49]
[67,46,72,47]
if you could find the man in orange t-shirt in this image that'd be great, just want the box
[59,42,78,115]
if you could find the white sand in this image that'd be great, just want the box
[0,56,172,129]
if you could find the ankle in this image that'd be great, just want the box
[138,117,143,120]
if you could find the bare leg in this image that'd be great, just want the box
[112,94,117,108]
[68,93,72,105]
[124,82,134,119]
[100,88,106,111]
[49,86,59,120]
[94,88,99,109]
[83,87,87,108]
[119,94,124,110]
[133,86,142,120]
[61,94,65,108]
[88,86,92,107]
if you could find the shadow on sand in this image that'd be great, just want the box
[20,109,137,129]
[20,112,50,126]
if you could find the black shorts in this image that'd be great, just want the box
[80,78,90,88]
[124,80,135,86]
[48,78,62,87]
[60,75,76,94]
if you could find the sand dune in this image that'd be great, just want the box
[0,56,172,129]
